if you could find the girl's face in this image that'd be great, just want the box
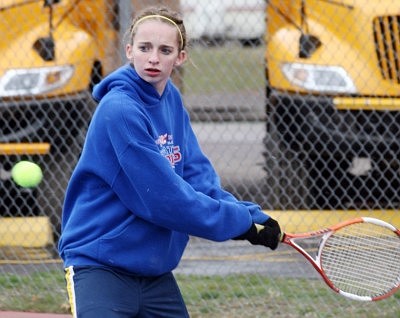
[126,20,186,95]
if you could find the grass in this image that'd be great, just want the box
[0,270,69,313]
[177,275,400,318]
[0,270,399,317]
[183,43,265,94]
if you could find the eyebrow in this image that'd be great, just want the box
[137,41,175,49]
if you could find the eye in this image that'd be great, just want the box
[160,46,173,55]
[138,43,151,52]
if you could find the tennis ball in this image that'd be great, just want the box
[11,161,43,188]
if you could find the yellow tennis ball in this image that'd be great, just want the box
[11,161,43,188]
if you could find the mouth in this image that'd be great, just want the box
[144,68,161,77]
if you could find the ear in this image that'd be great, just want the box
[125,44,134,60]
[174,50,187,67]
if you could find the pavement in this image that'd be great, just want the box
[0,312,71,317]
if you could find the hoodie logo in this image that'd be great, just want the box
[156,133,182,168]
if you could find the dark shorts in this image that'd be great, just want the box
[64,266,189,318]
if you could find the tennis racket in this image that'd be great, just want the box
[277,217,400,301]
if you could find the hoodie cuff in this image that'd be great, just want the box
[239,201,269,224]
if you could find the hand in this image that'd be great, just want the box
[257,217,281,250]
[233,217,281,250]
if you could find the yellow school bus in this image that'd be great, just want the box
[0,0,120,250]
[264,0,400,210]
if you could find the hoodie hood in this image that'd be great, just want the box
[92,64,170,106]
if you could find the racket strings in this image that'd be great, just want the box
[321,223,400,298]
[324,242,396,292]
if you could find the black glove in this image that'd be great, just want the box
[259,217,281,250]
[234,218,281,250]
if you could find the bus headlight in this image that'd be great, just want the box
[281,63,357,94]
[0,65,74,97]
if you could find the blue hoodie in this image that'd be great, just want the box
[58,64,269,275]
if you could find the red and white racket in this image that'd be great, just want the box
[278,217,400,301]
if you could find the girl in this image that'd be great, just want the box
[58,6,280,318]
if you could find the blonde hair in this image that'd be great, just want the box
[125,6,187,51]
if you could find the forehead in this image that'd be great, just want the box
[134,20,179,46]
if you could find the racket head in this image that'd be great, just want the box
[282,217,400,301]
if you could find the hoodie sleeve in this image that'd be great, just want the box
[103,96,252,242]
[181,122,237,201]
[181,115,269,225]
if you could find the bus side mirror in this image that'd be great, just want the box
[33,36,55,61]
[299,34,321,58]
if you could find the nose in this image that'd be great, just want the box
[148,50,159,64]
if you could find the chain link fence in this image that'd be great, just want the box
[0,0,399,316]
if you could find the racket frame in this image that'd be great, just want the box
[281,217,400,301]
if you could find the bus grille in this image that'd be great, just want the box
[373,15,400,83]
